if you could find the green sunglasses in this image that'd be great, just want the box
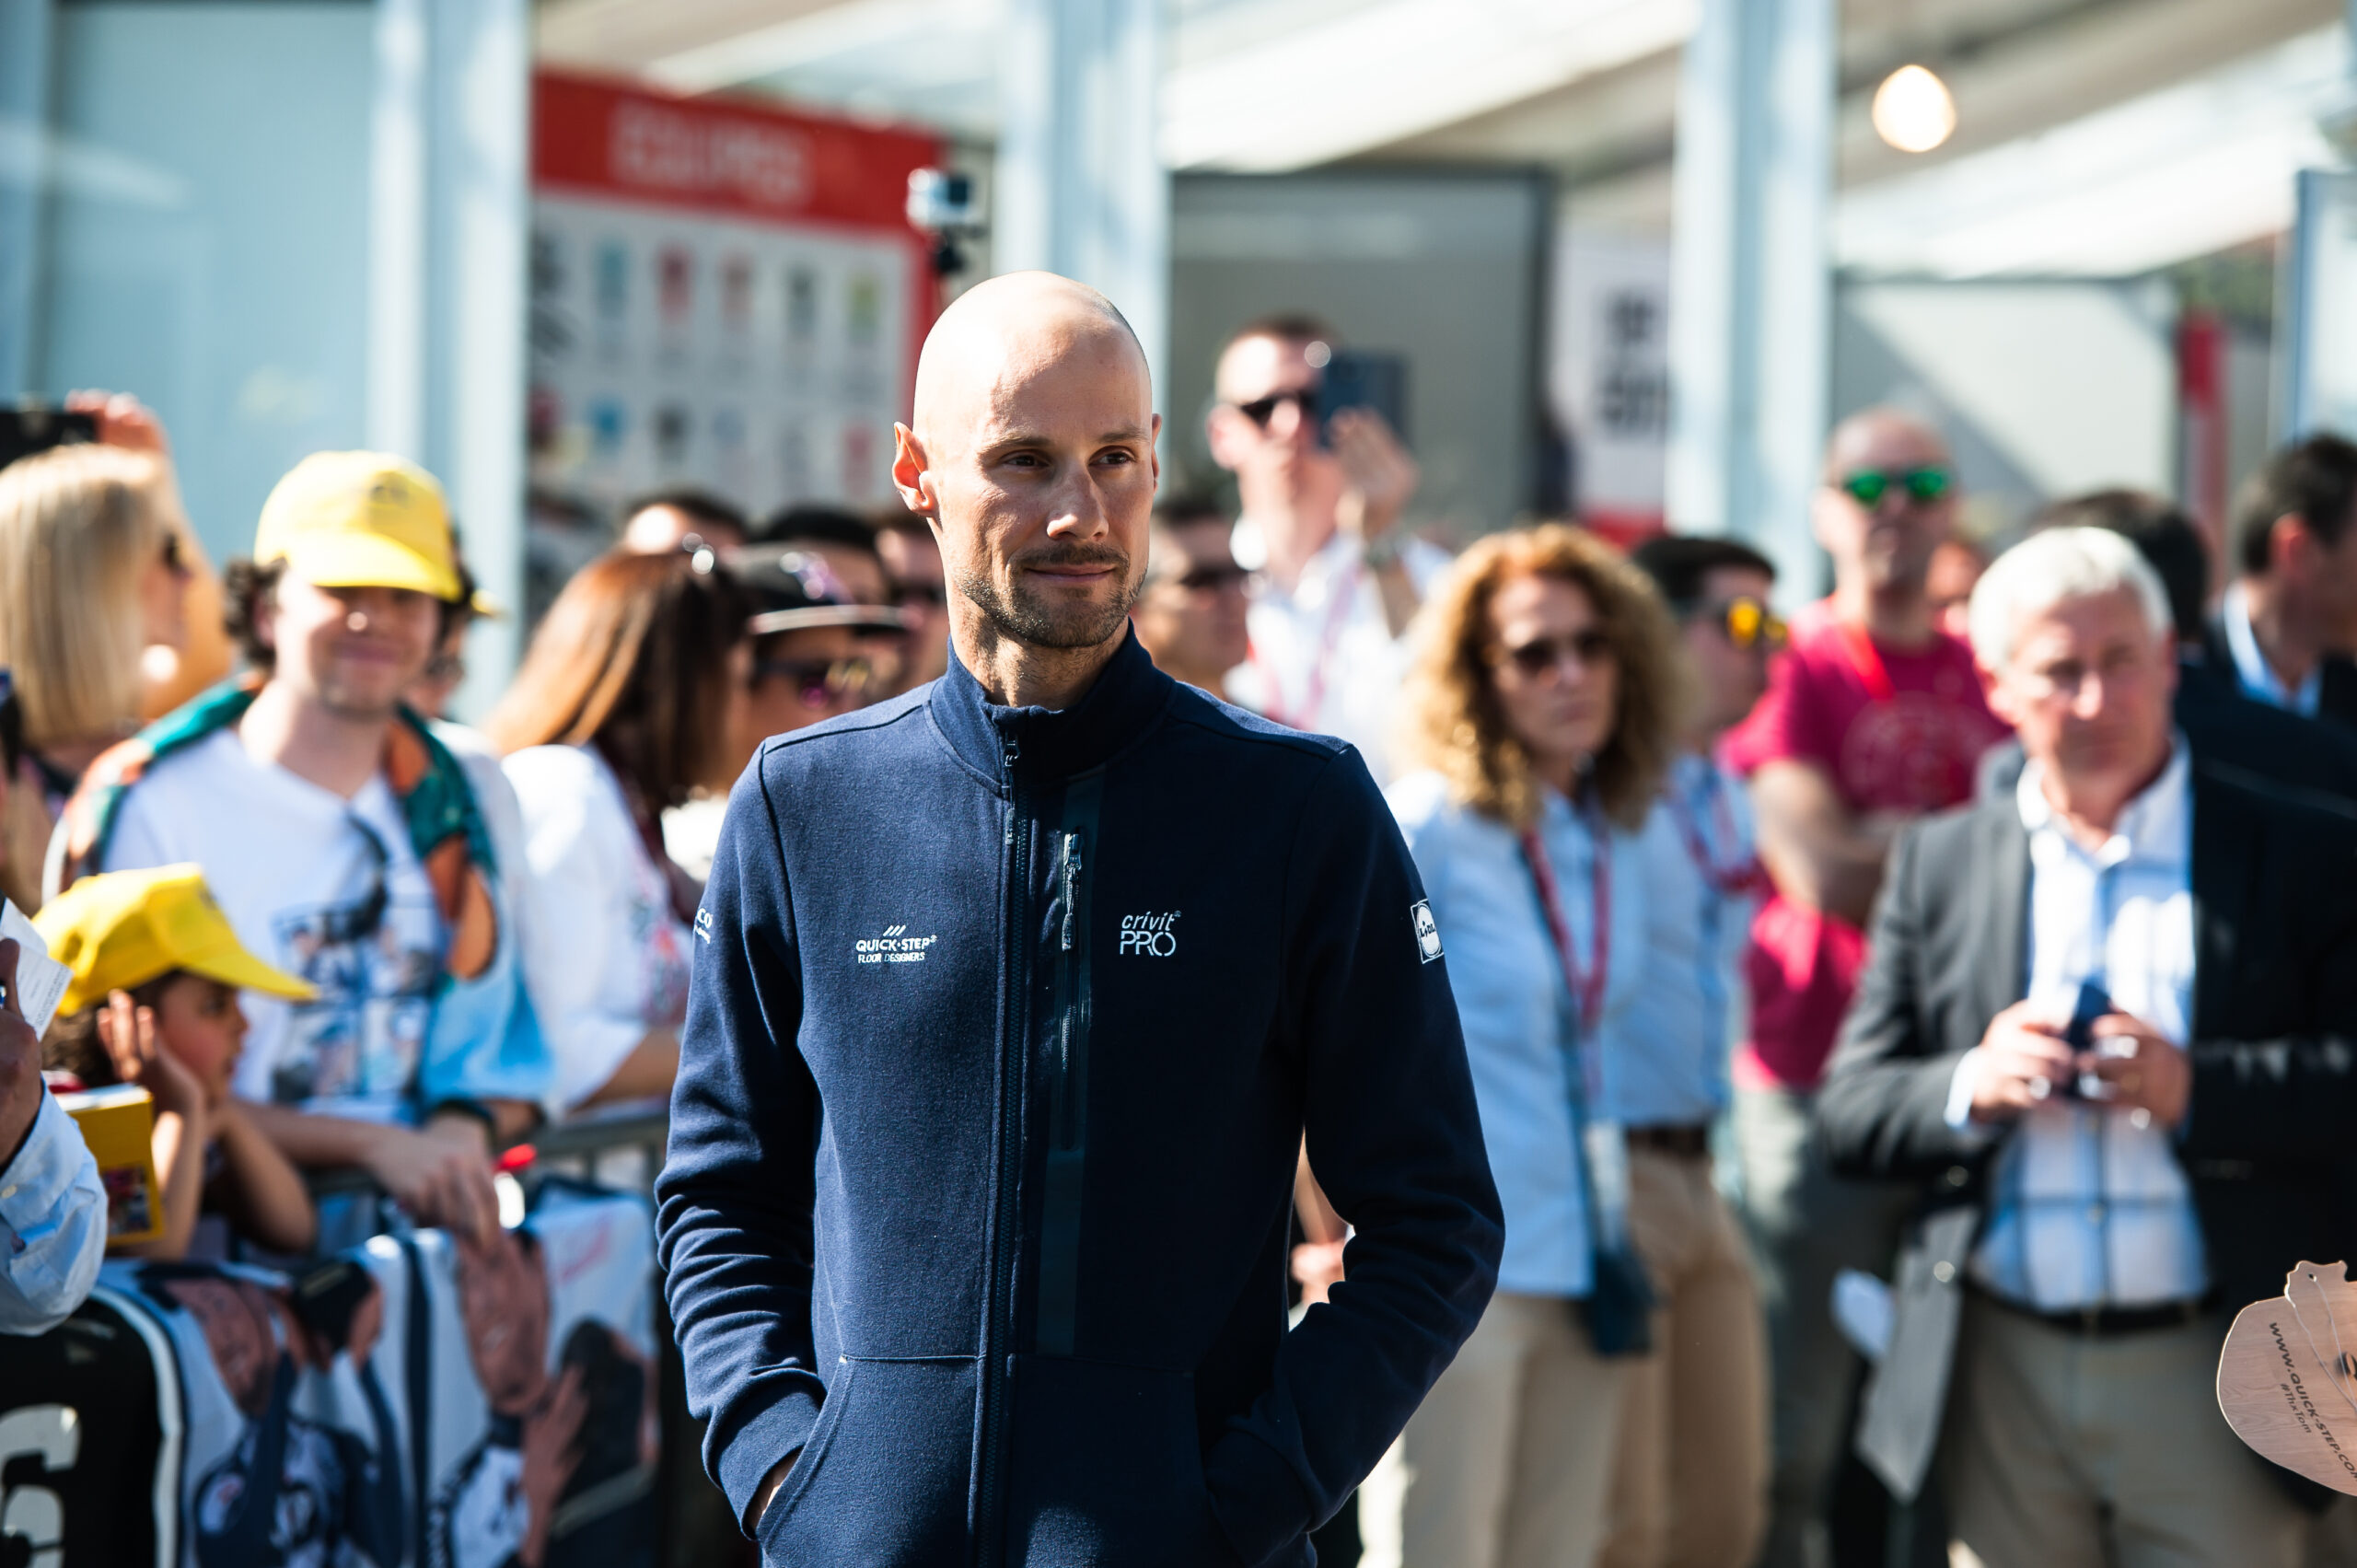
[1837,467,1951,505]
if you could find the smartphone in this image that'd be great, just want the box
[0,405,98,471]
[2061,981,2112,1100]
[1317,350,1408,448]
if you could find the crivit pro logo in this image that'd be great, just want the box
[856,924,938,965]
[1118,912,1180,957]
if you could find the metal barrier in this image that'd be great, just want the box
[301,1102,669,1208]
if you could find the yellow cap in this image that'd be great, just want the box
[253,451,463,602]
[33,865,319,1016]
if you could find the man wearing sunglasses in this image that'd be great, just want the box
[1594,535,1784,1568]
[659,272,1500,1568]
[1131,496,1251,699]
[1719,407,2011,1568]
[1204,316,1435,782]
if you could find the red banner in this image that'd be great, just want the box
[533,69,940,236]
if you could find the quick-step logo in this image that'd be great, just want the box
[1118,911,1180,957]
[856,923,939,965]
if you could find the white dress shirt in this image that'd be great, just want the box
[0,1089,107,1334]
[2221,581,2320,716]
[1947,741,2208,1310]
[1226,521,1450,785]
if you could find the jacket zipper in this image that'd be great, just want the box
[976,731,1025,1566]
[1036,772,1100,1357]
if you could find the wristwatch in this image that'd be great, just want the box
[1361,531,1403,571]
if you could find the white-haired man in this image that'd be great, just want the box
[1816,527,2357,1567]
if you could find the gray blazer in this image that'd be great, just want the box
[1815,756,2357,1502]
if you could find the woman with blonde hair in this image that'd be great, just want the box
[486,548,749,1113]
[1361,522,1686,1568]
[0,433,197,910]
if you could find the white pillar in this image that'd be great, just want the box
[1666,0,1835,601]
[367,0,528,717]
[995,0,1168,412]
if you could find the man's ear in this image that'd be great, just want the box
[1975,656,2012,725]
[252,577,279,652]
[1202,405,1245,473]
[890,424,935,517]
[1809,483,1853,556]
[1150,412,1163,488]
[2270,513,2314,579]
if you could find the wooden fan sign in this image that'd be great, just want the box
[2218,1260,2357,1493]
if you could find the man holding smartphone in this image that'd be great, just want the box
[1817,527,2357,1568]
[1206,317,1434,783]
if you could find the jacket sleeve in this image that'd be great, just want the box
[1816,825,1982,1182]
[0,1090,107,1336]
[653,755,821,1528]
[1202,749,1504,1566]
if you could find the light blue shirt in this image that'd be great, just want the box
[2222,581,2320,716]
[1946,741,2207,1310]
[1608,754,1757,1129]
[1,1089,107,1335]
[1387,771,1649,1298]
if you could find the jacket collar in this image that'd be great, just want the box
[929,623,1176,785]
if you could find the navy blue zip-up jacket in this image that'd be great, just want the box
[656,629,1503,1567]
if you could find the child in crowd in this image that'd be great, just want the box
[36,864,319,1260]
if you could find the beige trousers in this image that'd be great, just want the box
[1594,1146,1771,1568]
[1943,1295,2308,1568]
[1359,1289,1631,1568]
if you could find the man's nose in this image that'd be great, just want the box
[1044,479,1110,537]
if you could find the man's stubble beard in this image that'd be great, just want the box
[957,552,1143,652]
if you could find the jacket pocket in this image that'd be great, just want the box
[757,1355,978,1566]
[1003,1355,1237,1567]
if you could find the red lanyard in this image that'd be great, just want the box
[1668,764,1767,899]
[1832,620,1897,703]
[1248,562,1360,730]
[1517,807,1611,1040]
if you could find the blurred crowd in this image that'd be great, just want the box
[6,307,2357,1568]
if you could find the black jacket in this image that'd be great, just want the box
[1816,755,2357,1502]
[656,631,1504,1567]
[2199,612,2357,734]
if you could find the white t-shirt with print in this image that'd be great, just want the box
[100,728,447,1121]
[1224,520,1451,785]
[502,744,691,1113]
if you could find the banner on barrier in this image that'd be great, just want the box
[0,1188,656,1568]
